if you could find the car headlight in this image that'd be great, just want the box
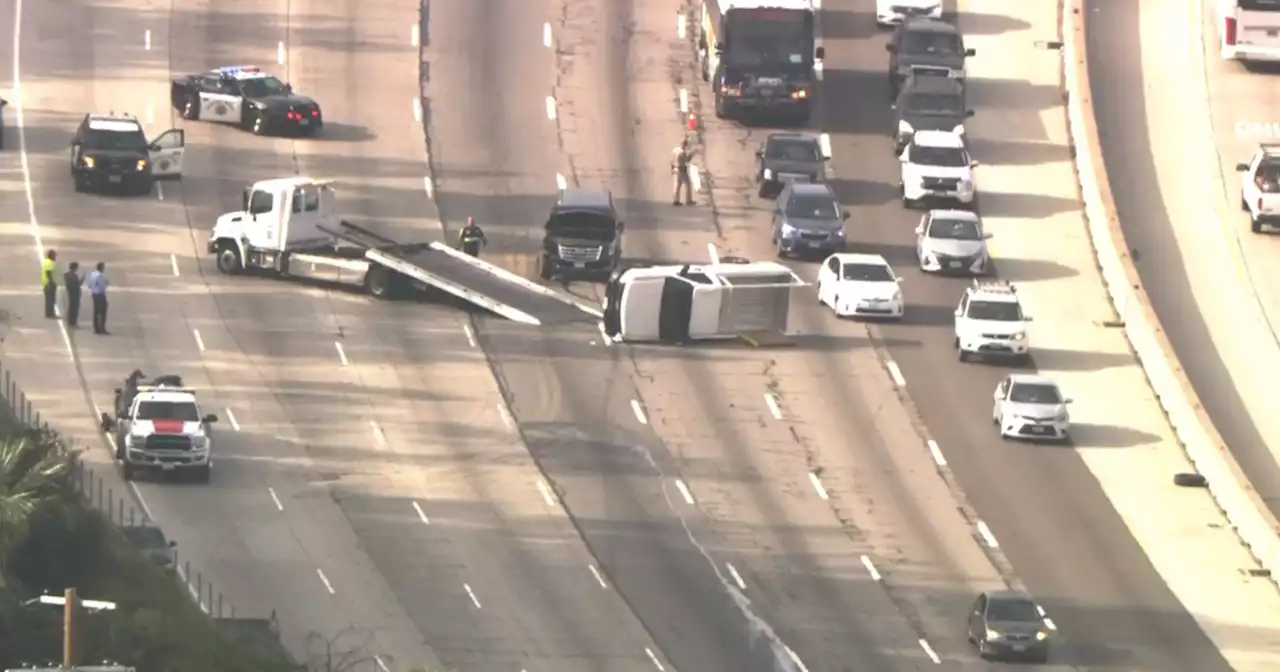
[791,88,808,99]
[892,289,903,302]
[1012,331,1026,341]
[81,155,95,168]
[952,124,966,136]
[1036,630,1049,641]
[763,168,773,180]
[985,629,1001,641]
[834,228,846,237]
[897,119,913,137]
[191,436,208,450]
[135,159,148,171]
[1054,410,1069,422]
[958,178,975,192]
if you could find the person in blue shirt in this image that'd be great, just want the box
[86,261,109,335]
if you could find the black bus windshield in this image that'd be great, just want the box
[723,9,815,67]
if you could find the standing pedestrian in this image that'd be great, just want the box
[671,138,696,206]
[40,250,58,318]
[87,261,109,335]
[63,262,83,328]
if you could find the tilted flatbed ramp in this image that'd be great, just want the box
[318,221,597,326]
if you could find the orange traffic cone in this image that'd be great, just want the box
[687,111,697,131]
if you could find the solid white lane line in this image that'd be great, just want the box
[463,323,477,347]
[497,403,514,430]
[886,360,906,387]
[334,341,349,366]
[536,479,557,507]
[588,564,608,589]
[674,479,695,505]
[145,103,153,125]
[678,88,688,113]
[268,487,284,512]
[276,41,285,65]
[977,520,1000,548]
[725,562,747,590]
[808,472,829,500]
[412,97,422,122]
[677,13,686,40]
[556,172,568,190]
[411,24,420,47]
[412,501,430,524]
[543,22,552,48]
[144,29,151,50]
[927,439,946,466]
[630,399,648,425]
[918,639,942,664]
[545,96,557,120]
[156,182,165,201]
[786,647,811,672]
[764,393,782,420]
[597,321,612,346]
[818,132,832,160]
[191,328,205,352]
[645,648,666,671]
[225,408,240,431]
[860,554,881,581]
[707,242,720,264]
[376,656,391,672]
[371,421,387,446]
[128,482,155,521]
[170,254,179,276]
[463,583,482,609]
[423,175,434,199]
[316,568,335,594]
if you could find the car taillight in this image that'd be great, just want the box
[1226,17,1238,47]
[311,109,319,117]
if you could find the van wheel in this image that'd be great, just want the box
[366,266,391,298]
[216,247,243,274]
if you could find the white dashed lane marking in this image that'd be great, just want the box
[412,501,430,524]
[191,328,205,352]
[674,479,695,505]
[725,562,747,590]
[412,97,422,122]
[276,41,285,65]
[225,408,240,431]
[170,254,179,276]
[588,564,608,589]
[545,96,557,120]
[334,341,349,366]
[145,103,153,125]
[463,323,477,347]
[786,646,811,672]
[630,399,648,425]
[764,393,782,420]
[818,132,832,159]
[707,242,720,263]
[860,554,881,581]
[144,29,151,50]
[371,420,387,446]
[677,13,686,39]
[497,403,514,430]
[543,22,552,48]
[536,479,558,507]
[411,24,420,47]
[463,583,482,609]
[267,487,284,511]
[886,360,906,387]
[918,639,942,664]
[977,520,1000,548]
[316,568,335,594]
[645,648,666,671]
[808,472,829,500]
[927,439,946,466]
[556,172,568,190]
[678,87,688,113]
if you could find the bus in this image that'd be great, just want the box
[698,0,823,123]
[1219,0,1280,62]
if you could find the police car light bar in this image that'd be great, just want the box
[216,64,261,76]
[135,385,198,395]
[973,279,1017,293]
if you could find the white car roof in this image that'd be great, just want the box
[967,280,1021,303]
[929,208,979,221]
[913,130,965,148]
[87,117,142,133]
[829,252,891,267]
[1009,374,1058,387]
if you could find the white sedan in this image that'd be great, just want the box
[992,374,1072,442]
[818,253,904,319]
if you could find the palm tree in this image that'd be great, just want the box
[0,434,72,584]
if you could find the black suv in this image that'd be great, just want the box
[886,18,974,98]
[892,72,972,153]
[538,187,625,282]
[70,114,154,195]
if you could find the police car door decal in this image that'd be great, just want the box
[148,129,185,177]
[200,91,242,123]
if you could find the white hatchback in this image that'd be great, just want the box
[818,252,904,319]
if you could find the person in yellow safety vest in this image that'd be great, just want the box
[458,216,487,257]
[40,250,58,319]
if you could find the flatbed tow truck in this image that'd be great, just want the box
[207,176,594,325]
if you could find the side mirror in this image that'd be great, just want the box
[815,46,826,60]
[203,413,219,423]
[993,388,1003,400]
[1064,398,1074,404]
[1237,162,1251,172]
[965,110,975,118]
[914,225,924,234]
[241,191,250,211]
[617,221,626,232]
[1024,316,1034,322]
[969,160,979,168]
[965,48,976,56]
[284,83,293,94]
[889,103,897,110]
[954,309,963,317]
[895,277,904,283]
[841,210,851,220]
[755,149,763,158]
[168,540,178,547]
[885,44,896,53]
[899,153,909,163]
[983,232,993,239]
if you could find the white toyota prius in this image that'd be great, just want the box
[818,252,905,319]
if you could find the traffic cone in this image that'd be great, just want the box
[687,111,697,131]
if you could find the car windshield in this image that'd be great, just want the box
[786,194,840,219]
[841,263,894,282]
[902,30,962,56]
[547,212,616,241]
[136,401,200,421]
[1009,383,1062,404]
[988,598,1042,623]
[967,300,1021,321]
[84,128,147,151]
[767,139,821,162]
[912,145,968,167]
[905,93,964,116]
[239,75,289,98]
[929,218,981,240]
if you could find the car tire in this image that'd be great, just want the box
[182,95,200,121]
[251,113,267,135]
[216,246,243,275]
[194,465,211,484]
[1252,217,1263,234]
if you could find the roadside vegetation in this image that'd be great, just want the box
[0,406,294,671]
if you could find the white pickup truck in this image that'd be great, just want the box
[1236,143,1280,233]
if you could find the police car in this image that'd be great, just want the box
[69,112,185,195]
[169,65,323,136]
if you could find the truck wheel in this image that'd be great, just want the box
[182,95,200,121]
[366,266,391,299]
[216,246,243,274]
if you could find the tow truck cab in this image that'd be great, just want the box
[208,176,340,274]
[539,187,625,281]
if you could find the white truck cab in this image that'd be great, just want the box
[209,176,340,273]
[954,279,1031,364]
[1236,144,1280,233]
[109,385,218,482]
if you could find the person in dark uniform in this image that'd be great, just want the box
[458,216,488,257]
[40,250,58,318]
[63,262,83,328]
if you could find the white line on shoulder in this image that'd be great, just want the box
[808,472,829,500]
[543,22,552,48]
[976,520,999,548]
[927,439,946,466]
[545,96,557,120]
[630,399,648,425]
[725,562,747,589]
[918,639,941,664]
[588,564,608,588]
[674,479,695,504]
[764,393,782,420]
[886,360,905,387]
